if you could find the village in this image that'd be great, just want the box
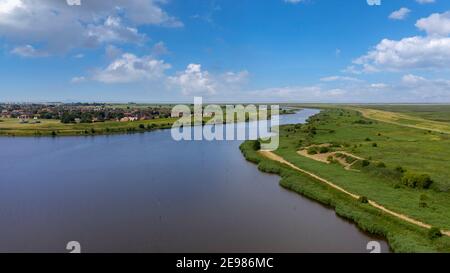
[0,103,174,124]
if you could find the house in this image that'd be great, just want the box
[1,110,10,118]
[18,114,30,120]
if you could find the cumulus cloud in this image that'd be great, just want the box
[168,64,248,96]
[0,0,182,56]
[85,16,146,45]
[347,11,450,73]
[389,7,411,20]
[416,11,450,36]
[93,53,171,83]
[168,64,216,95]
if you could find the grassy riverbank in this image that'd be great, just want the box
[240,107,450,252]
[0,117,178,137]
[0,108,294,137]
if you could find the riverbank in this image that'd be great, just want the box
[240,107,450,252]
[0,109,296,137]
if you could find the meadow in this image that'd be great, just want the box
[241,106,450,252]
[0,117,178,136]
[356,104,450,123]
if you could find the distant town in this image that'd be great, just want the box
[0,103,174,124]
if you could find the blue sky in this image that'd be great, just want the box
[0,0,450,102]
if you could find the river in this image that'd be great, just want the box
[0,109,389,253]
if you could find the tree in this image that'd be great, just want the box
[402,173,433,189]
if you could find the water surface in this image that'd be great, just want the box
[0,109,389,252]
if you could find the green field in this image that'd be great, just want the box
[0,117,178,136]
[241,106,450,252]
[355,104,450,123]
[0,107,290,137]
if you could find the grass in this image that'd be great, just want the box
[348,107,450,135]
[354,104,450,123]
[0,107,289,137]
[240,107,450,252]
[241,141,450,252]
[0,117,178,136]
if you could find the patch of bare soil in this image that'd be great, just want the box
[297,145,364,171]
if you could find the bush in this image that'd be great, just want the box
[354,119,372,125]
[359,196,369,204]
[376,162,386,168]
[401,172,433,189]
[319,146,330,154]
[365,137,371,141]
[395,166,406,173]
[428,227,442,240]
[252,140,261,151]
[307,147,318,155]
[139,124,145,129]
[361,160,370,167]
[372,143,378,147]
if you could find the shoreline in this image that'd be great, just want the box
[0,111,297,138]
[239,109,450,253]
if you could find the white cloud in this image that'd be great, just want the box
[168,64,248,96]
[402,74,426,84]
[284,0,304,4]
[400,74,450,101]
[352,36,450,72]
[168,64,217,95]
[244,74,450,103]
[71,76,86,83]
[389,7,411,20]
[370,83,389,89]
[0,0,182,56]
[10,44,48,57]
[93,53,171,84]
[85,16,146,45]
[348,11,450,73]
[152,41,169,56]
[416,0,435,4]
[416,11,450,36]
[320,76,361,82]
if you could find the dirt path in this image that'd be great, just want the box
[259,150,450,237]
[353,108,450,135]
[297,150,363,171]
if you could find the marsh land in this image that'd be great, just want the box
[241,104,450,252]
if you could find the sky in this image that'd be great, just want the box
[0,0,450,103]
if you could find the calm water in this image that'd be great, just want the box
[0,109,389,253]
